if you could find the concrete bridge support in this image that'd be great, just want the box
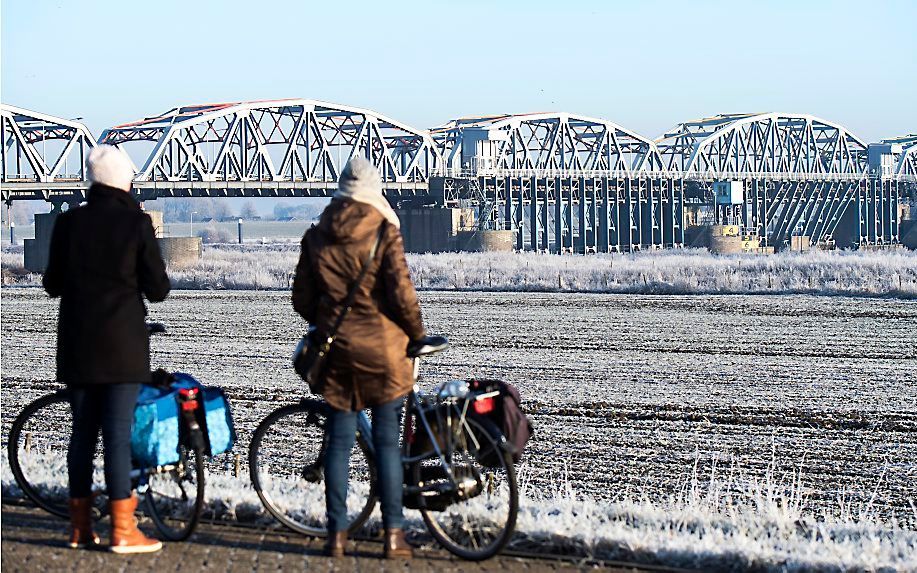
[23,211,60,273]
[396,207,475,253]
[23,207,199,272]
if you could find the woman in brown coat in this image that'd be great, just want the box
[291,157,425,559]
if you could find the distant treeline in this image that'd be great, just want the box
[2,198,331,226]
[143,198,328,223]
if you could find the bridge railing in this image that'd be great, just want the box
[432,167,916,183]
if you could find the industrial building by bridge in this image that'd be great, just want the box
[2,101,915,267]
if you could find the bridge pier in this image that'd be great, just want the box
[396,206,475,253]
[23,211,60,272]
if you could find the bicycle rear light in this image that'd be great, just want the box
[178,388,200,411]
[473,397,495,415]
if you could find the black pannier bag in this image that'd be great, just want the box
[467,379,533,466]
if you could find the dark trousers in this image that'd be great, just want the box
[68,383,140,501]
[325,396,404,533]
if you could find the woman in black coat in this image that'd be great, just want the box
[43,144,170,554]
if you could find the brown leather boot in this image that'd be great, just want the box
[109,495,162,554]
[323,530,348,557]
[384,528,413,559]
[68,497,100,549]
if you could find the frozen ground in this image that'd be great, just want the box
[2,289,916,570]
[4,245,917,298]
[3,453,916,572]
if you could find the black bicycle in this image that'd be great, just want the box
[6,323,206,541]
[249,337,519,561]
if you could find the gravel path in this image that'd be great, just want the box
[2,501,639,572]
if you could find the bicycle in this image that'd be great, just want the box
[249,336,519,561]
[6,323,206,541]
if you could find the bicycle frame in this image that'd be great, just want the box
[301,353,503,509]
[248,339,519,559]
[349,357,491,488]
[132,452,190,491]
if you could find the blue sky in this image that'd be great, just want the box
[2,0,915,144]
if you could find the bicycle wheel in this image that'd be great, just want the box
[414,414,518,561]
[7,391,105,519]
[143,439,206,541]
[249,400,376,537]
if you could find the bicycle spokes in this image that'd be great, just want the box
[413,414,518,561]
[144,443,205,541]
[248,401,376,538]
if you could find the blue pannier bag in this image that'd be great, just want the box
[131,372,236,467]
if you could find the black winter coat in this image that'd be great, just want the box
[43,185,171,385]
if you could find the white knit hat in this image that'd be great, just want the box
[86,144,135,192]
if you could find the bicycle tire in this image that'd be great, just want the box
[7,390,81,520]
[415,414,518,561]
[249,400,377,538]
[143,438,206,541]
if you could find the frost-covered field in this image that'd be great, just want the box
[4,245,917,297]
[2,289,916,570]
[3,453,916,572]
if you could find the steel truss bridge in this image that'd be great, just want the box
[2,102,914,252]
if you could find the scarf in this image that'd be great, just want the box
[334,157,401,229]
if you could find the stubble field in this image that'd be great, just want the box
[2,288,916,569]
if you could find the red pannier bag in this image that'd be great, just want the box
[467,379,534,466]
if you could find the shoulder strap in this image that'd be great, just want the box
[326,223,386,338]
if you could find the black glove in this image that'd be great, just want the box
[407,335,449,358]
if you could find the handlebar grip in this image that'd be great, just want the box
[407,335,449,358]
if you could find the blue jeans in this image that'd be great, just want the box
[68,383,140,501]
[325,396,405,533]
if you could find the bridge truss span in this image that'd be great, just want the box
[432,112,664,175]
[2,102,910,252]
[656,113,868,178]
[99,99,443,200]
[1,105,97,201]
[881,134,917,179]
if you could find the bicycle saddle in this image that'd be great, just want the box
[407,335,449,358]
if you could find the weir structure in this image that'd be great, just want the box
[656,113,900,249]
[428,113,679,252]
[2,101,914,253]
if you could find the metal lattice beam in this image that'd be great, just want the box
[881,134,917,179]
[656,113,869,179]
[431,112,664,176]
[1,104,96,193]
[99,99,443,191]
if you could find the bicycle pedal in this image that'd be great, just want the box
[418,465,448,482]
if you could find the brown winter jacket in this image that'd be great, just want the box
[291,199,425,411]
